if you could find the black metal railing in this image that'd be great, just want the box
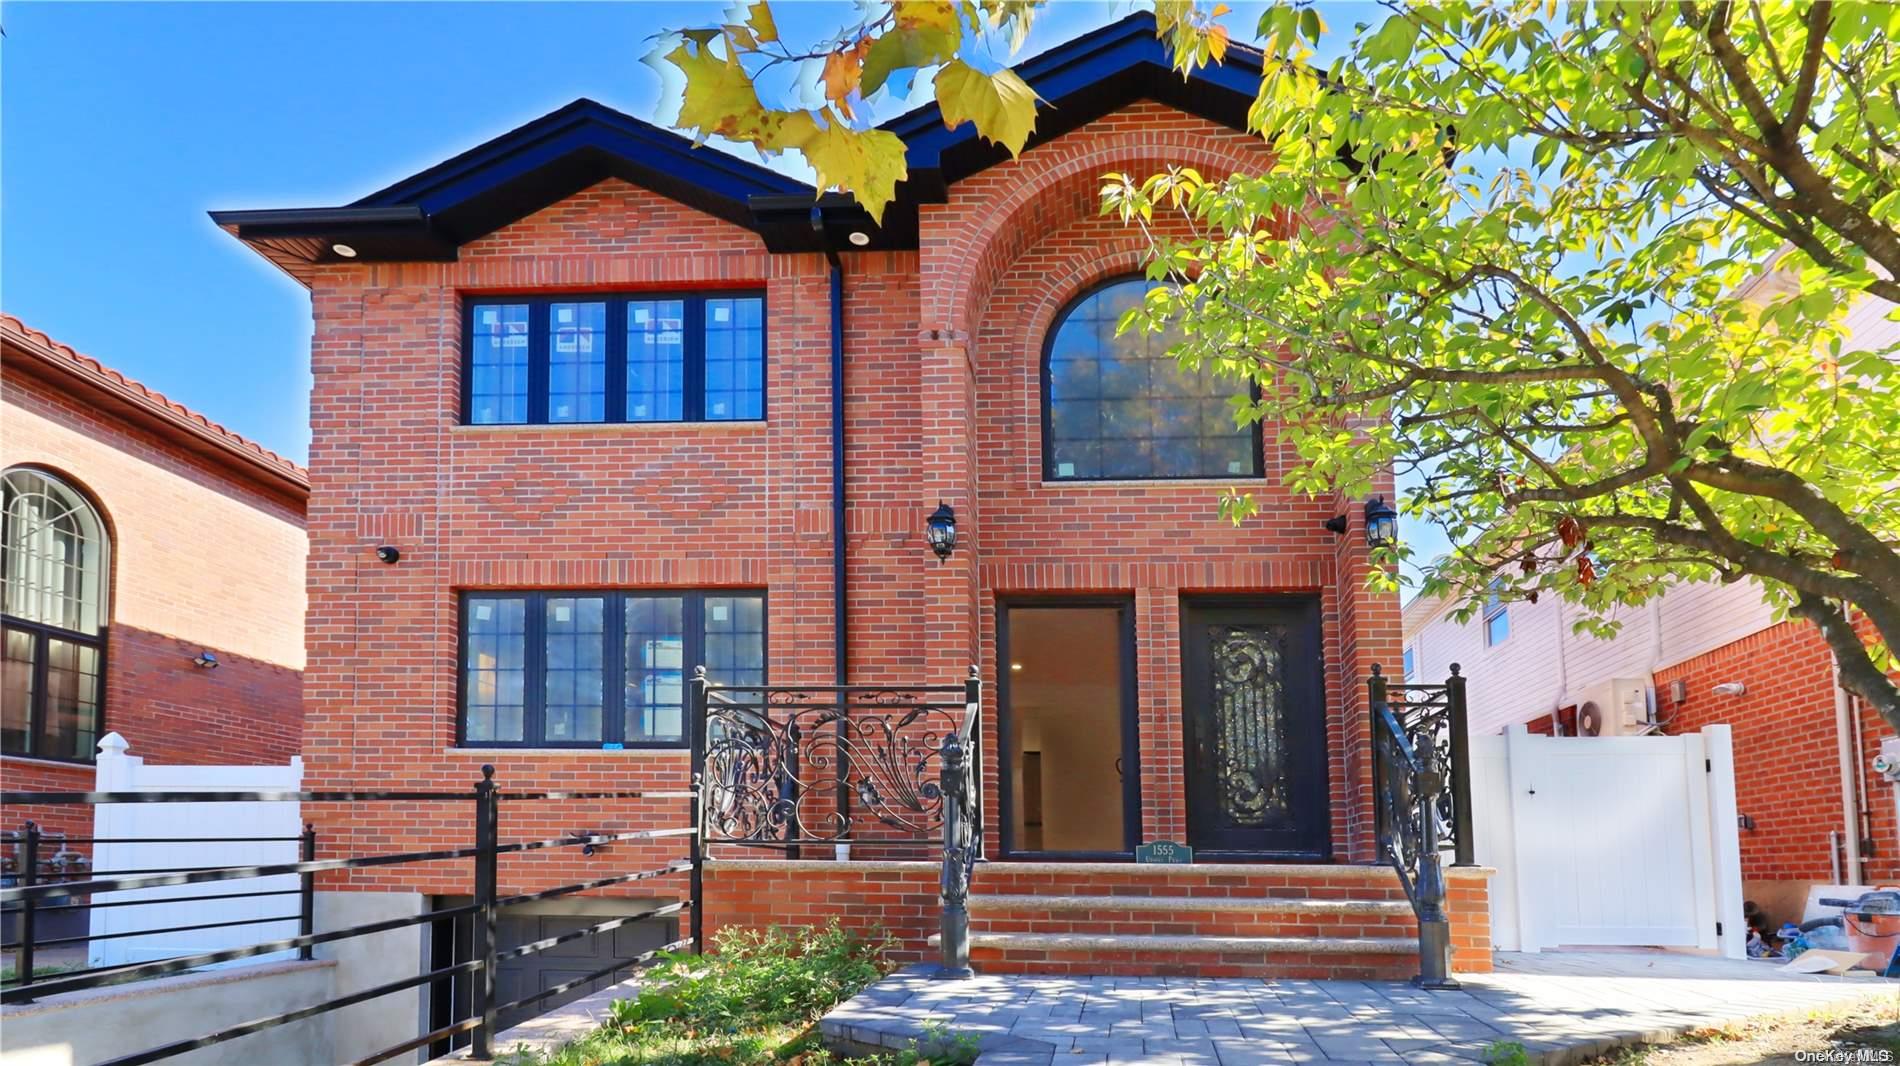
[0,770,701,1064]
[1368,662,1474,990]
[692,666,983,977]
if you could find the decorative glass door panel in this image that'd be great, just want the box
[1182,600,1329,858]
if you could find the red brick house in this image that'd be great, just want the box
[0,315,309,844]
[212,15,1488,1032]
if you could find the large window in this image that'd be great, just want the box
[465,293,764,426]
[2,468,109,762]
[459,590,764,748]
[1042,277,1261,481]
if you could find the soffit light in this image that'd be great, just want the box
[331,243,358,258]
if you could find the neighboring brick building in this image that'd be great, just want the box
[1403,276,1898,930]
[0,315,309,844]
[213,16,1487,1050]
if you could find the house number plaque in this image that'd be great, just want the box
[1135,840,1193,864]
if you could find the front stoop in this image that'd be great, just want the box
[953,863,1427,979]
[820,960,1893,1066]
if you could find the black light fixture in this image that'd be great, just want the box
[375,545,402,564]
[192,651,220,670]
[1363,495,1399,549]
[1322,514,1349,535]
[925,502,958,561]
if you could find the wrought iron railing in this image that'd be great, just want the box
[691,666,983,977]
[1368,663,1474,989]
[1,772,701,1064]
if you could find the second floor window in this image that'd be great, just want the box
[1043,277,1262,481]
[460,590,764,748]
[1483,584,1510,647]
[1402,646,1417,681]
[466,293,764,426]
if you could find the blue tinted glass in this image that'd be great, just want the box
[627,300,685,421]
[1044,279,1255,479]
[463,596,526,742]
[470,304,530,425]
[543,597,604,742]
[547,303,606,423]
[625,596,685,741]
[703,297,763,421]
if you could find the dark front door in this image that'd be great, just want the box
[1181,599,1329,859]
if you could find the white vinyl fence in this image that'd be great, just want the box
[89,732,305,969]
[1471,723,1745,957]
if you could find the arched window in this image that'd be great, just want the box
[1043,277,1261,481]
[2,468,109,762]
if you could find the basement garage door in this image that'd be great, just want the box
[432,897,680,1050]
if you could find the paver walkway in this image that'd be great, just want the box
[820,953,1899,1066]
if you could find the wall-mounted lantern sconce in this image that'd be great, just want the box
[1364,495,1399,549]
[925,502,958,562]
[192,651,220,670]
[375,545,402,565]
[1322,514,1349,535]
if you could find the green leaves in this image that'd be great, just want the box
[1108,0,1900,713]
[658,0,1061,221]
[934,59,1040,156]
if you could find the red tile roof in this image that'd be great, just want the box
[1,313,309,498]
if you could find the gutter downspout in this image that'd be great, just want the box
[815,209,851,853]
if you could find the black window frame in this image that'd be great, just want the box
[2,467,110,765]
[455,589,767,750]
[1040,275,1266,483]
[461,290,768,427]
[1,616,108,764]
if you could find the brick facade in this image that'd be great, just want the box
[1655,619,1900,888]
[0,316,308,844]
[287,102,1403,897]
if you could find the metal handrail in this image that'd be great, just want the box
[2,766,703,1064]
[1367,663,1472,990]
[933,666,983,978]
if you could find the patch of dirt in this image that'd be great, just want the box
[1592,996,1900,1066]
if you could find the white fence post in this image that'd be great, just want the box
[1703,724,1746,959]
[88,736,304,969]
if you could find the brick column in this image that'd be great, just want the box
[1334,480,1403,862]
[918,334,979,678]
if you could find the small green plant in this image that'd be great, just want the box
[501,921,895,1066]
[1483,1041,1530,1066]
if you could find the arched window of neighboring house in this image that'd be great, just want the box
[1042,276,1263,481]
[1,467,110,762]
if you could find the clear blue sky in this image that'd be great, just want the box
[3,1,1439,580]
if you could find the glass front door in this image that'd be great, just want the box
[998,601,1139,857]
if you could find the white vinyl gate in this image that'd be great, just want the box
[89,732,304,968]
[1470,723,1745,957]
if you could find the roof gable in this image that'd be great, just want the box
[883,13,1263,200]
[213,13,1262,277]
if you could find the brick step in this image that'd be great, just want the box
[967,893,1417,939]
[931,931,1420,980]
[969,861,1410,903]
